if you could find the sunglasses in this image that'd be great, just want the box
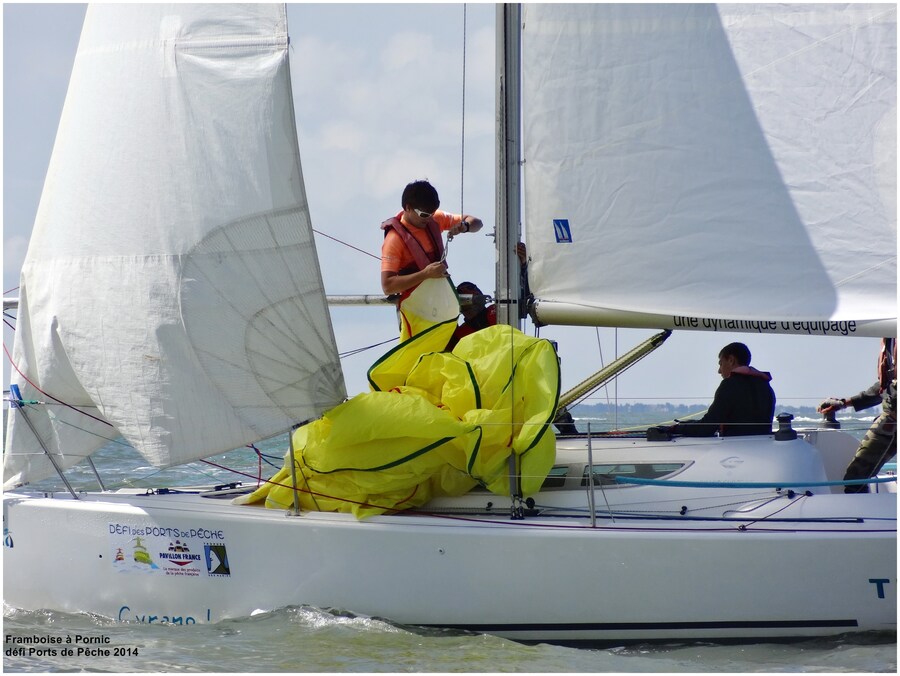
[413,208,433,219]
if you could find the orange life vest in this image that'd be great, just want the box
[381,215,445,275]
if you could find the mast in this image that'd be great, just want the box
[495,3,521,328]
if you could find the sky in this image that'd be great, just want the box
[2,3,891,415]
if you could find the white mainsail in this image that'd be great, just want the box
[523,4,896,337]
[4,4,346,488]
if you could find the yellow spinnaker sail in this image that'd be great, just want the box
[239,291,560,518]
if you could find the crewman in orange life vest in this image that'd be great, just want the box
[380,180,483,301]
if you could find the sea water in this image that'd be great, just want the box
[3,605,895,673]
[3,411,896,673]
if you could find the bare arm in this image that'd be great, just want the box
[381,262,447,295]
[448,215,484,237]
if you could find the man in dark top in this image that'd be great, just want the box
[446,281,496,350]
[666,342,775,437]
[817,337,896,493]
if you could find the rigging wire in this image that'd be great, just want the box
[444,3,468,262]
[594,327,612,413]
[7,405,128,446]
[3,341,113,427]
[460,3,467,222]
[339,336,398,358]
[312,227,380,261]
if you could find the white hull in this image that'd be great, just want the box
[4,432,895,643]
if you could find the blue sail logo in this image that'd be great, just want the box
[553,219,572,243]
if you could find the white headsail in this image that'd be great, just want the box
[523,4,896,338]
[4,4,346,488]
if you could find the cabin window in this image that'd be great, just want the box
[581,463,685,487]
[540,465,569,490]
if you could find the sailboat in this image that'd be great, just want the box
[3,3,896,643]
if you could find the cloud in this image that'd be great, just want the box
[362,151,447,202]
[319,122,367,152]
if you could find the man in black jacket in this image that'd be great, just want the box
[818,337,896,493]
[665,342,775,437]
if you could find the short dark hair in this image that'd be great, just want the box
[719,342,751,366]
[456,281,482,295]
[402,180,440,212]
